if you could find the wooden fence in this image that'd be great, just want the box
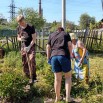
[74,29,103,52]
[0,36,48,55]
[0,29,103,54]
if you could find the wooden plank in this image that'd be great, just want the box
[83,29,87,44]
[95,31,98,48]
[6,36,9,50]
[90,30,94,49]
[38,38,41,52]
[11,37,14,49]
[85,30,88,48]
[85,30,91,49]
[16,36,19,49]
[90,30,95,49]
[35,38,37,51]
[99,31,103,46]
[42,38,45,50]
[14,37,16,49]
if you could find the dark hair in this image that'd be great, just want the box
[58,27,64,31]
[101,19,103,22]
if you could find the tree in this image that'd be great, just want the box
[8,19,18,29]
[0,14,4,24]
[8,8,45,30]
[79,13,95,29]
[49,21,61,32]
[18,8,46,30]
[90,23,95,29]
[66,21,76,32]
[0,14,9,29]
[90,21,103,30]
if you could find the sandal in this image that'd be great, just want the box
[66,97,75,103]
[55,96,63,103]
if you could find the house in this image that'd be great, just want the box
[0,18,7,25]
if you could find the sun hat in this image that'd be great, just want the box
[70,33,78,40]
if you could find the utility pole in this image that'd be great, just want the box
[9,0,16,21]
[62,0,66,30]
[39,0,42,17]
[101,0,103,14]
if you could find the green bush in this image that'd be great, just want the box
[0,52,103,103]
[34,54,54,97]
[3,51,22,70]
[0,68,28,102]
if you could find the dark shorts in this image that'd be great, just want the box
[51,55,71,73]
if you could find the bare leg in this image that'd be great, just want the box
[64,71,72,102]
[54,72,62,102]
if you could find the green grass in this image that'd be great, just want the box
[0,52,103,103]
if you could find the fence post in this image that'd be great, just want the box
[6,36,9,50]
[99,31,103,46]
[83,28,89,45]
[11,36,14,49]
[42,29,45,50]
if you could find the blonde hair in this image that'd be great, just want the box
[16,15,24,22]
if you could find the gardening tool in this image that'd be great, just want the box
[21,38,33,84]
[25,52,33,83]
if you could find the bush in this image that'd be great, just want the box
[3,51,22,70]
[0,68,28,103]
[0,52,103,103]
[34,53,54,97]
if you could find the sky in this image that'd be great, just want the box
[0,0,103,24]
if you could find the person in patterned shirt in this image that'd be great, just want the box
[16,15,37,85]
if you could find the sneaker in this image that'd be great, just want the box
[28,79,34,85]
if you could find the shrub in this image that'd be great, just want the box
[0,52,103,103]
[3,51,22,69]
[34,53,54,97]
[0,68,28,103]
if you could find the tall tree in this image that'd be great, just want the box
[18,8,46,30]
[9,8,46,30]
[9,19,18,29]
[66,21,76,32]
[79,13,95,29]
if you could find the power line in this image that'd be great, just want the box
[8,0,17,21]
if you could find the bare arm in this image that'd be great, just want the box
[78,40,87,61]
[17,34,22,41]
[68,41,72,58]
[30,33,36,47]
[46,44,51,60]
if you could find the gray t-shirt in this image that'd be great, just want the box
[47,31,71,59]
